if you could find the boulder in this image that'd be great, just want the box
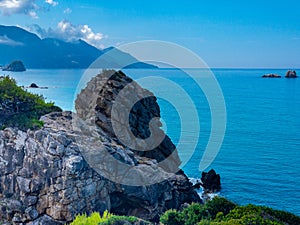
[29,83,39,88]
[285,70,297,78]
[201,169,221,193]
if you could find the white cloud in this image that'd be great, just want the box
[0,0,38,18]
[0,0,58,17]
[28,10,38,18]
[28,21,106,49]
[45,0,57,7]
[63,7,72,14]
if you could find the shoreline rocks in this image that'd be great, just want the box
[0,70,201,224]
[201,169,221,193]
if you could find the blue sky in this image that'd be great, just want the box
[0,0,300,68]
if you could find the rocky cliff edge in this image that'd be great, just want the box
[0,70,200,224]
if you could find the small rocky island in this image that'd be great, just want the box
[2,60,26,72]
[285,70,297,78]
[262,74,281,78]
[262,70,298,78]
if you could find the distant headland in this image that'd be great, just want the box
[2,60,26,72]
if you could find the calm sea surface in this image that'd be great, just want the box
[2,68,299,215]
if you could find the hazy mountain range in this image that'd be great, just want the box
[0,25,156,69]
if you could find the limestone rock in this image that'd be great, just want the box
[0,70,201,224]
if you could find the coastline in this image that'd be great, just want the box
[1,68,300,217]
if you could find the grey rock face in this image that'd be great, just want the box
[0,70,201,224]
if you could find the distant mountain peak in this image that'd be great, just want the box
[0,25,157,69]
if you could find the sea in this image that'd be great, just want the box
[2,68,299,216]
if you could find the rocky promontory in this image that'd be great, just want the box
[0,70,201,224]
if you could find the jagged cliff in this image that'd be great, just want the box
[0,70,201,224]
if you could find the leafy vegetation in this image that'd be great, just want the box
[160,197,300,225]
[100,215,140,225]
[160,209,184,225]
[0,76,61,130]
[70,211,112,225]
[70,211,143,225]
[69,197,300,225]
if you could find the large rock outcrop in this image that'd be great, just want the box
[0,70,201,224]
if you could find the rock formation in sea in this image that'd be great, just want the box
[201,169,221,193]
[285,70,297,78]
[29,83,39,88]
[2,60,26,72]
[0,70,201,224]
[262,74,281,78]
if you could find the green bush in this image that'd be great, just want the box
[205,197,237,219]
[100,215,139,225]
[160,209,184,225]
[0,76,61,130]
[182,203,209,225]
[261,206,300,225]
[197,204,297,225]
[160,198,300,225]
[223,204,298,225]
[70,212,144,225]
[159,198,236,225]
[70,211,112,225]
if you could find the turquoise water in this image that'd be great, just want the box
[2,68,299,215]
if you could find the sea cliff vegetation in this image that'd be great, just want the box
[0,76,61,130]
[71,197,300,225]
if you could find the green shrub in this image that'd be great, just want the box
[197,220,212,225]
[100,215,140,225]
[0,76,61,130]
[224,204,298,225]
[182,203,208,225]
[160,209,184,225]
[160,198,300,225]
[69,200,300,225]
[70,211,112,225]
[205,197,237,219]
[261,206,300,225]
[70,211,145,225]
